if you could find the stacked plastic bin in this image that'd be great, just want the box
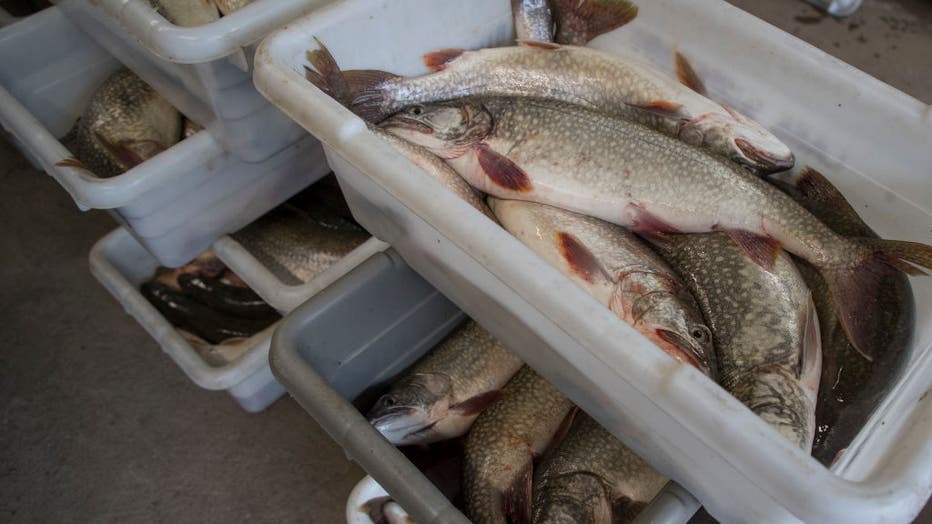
[254,0,932,522]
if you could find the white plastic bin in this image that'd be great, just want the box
[254,0,932,522]
[0,6,329,267]
[89,227,285,412]
[53,0,332,162]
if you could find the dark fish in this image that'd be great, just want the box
[772,168,914,465]
[176,273,281,319]
[532,413,667,524]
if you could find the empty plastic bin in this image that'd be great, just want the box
[53,0,332,162]
[0,7,329,267]
[254,0,932,522]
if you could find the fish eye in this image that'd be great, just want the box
[408,106,424,116]
[382,395,396,407]
[690,325,711,343]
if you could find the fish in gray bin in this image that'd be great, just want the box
[305,38,793,172]
[213,0,252,16]
[62,69,181,178]
[651,232,821,450]
[489,198,715,377]
[463,366,575,524]
[512,0,553,42]
[379,96,932,362]
[532,413,667,524]
[368,320,523,446]
[150,0,219,26]
[771,167,914,465]
[231,192,369,286]
[550,0,639,45]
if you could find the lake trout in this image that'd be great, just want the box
[380,97,932,361]
[306,39,793,172]
[652,233,821,450]
[532,413,667,524]
[368,320,523,446]
[463,366,575,524]
[489,198,715,377]
[512,0,553,42]
[550,0,639,45]
[772,167,914,465]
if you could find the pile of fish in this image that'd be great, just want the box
[231,174,370,286]
[305,0,929,521]
[150,0,253,27]
[141,250,280,364]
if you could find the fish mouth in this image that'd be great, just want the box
[379,116,434,134]
[369,407,437,443]
[655,329,715,379]
[735,138,795,173]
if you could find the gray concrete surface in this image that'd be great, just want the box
[0,0,929,523]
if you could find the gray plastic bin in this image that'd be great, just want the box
[272,248,702,524]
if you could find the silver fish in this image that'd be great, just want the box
[463,366,575,524]
[532,413,667,524]
[652,233,821,450]
[489,198,715,377]
[332,42,793,171]
[368,320,523,446]
[64,69,181,178]
[512,0,553,42]
[381,97,932,359]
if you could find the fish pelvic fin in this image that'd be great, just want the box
[720,229,781,272]
[674,50,707,95]
[551,0,639,45]
[821,237,932,360]
[501,454,534,524]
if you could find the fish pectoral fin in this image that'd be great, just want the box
[449,390,503,416]
[422,48,465,71]
[720,229,780,272]
[798,292,823,396]
[556,231,613,285]
[624,100,685,119]
[550,0,638,45]
[95,132,166,170]
[501,456,534,524]
[475,144,533,192]
[674,50,707,95]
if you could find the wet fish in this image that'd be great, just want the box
[212,0,252,16]
[550,0,639,45]
[532,413,667,524]
[153,250,227,290]
[380,97,932,360]
[651,233,821,450]
[231,194,369,286]
[152,0,219,26]
[463,366,575,524]
[307,40,792,171]
[177,273,280,318]
[512,0,553,42]
[67,69,181,178]
[772,168,914,465]
[489,198,715,377]
[368,320,523,446]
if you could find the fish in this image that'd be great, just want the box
[153,250,228,290]
[772,168,914,465]
[532,413,667,524]
[380,97,932,360]
[488,198,715,377]
[151,0,220,26]
[368,320,523,446]
[140,280,279,345]
[463,366,576,524]
[360,497,415,524]
[176,273,281,318]
[182,118,202,139]
[305,39,793,172]
[67,69,181,178]
[212,0,252,16]
[651,233,821,450]
[231,189,369,286]
[550,0,639,45]
[512,0,553,43]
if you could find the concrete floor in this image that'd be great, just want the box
[0,0,929,522]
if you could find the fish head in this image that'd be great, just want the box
[732,367,815,451]
[632,291,716,378]
[379,101,492,158]
[682,111,794,173]
[367,372,453,445]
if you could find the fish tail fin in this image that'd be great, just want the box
[305,37,351,105]
[551,0,638,45]
[305,37,398,121]
[346,70,400,123]
[820,238,931,360]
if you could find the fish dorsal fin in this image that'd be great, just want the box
[449,389,503,416]
[557,231,613,285]
[720,229,780,272]
[799,292,823,400]
[423,48,466,71]
[475,144,533,192]
[518,39,561,50]
[674,50,707,95]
